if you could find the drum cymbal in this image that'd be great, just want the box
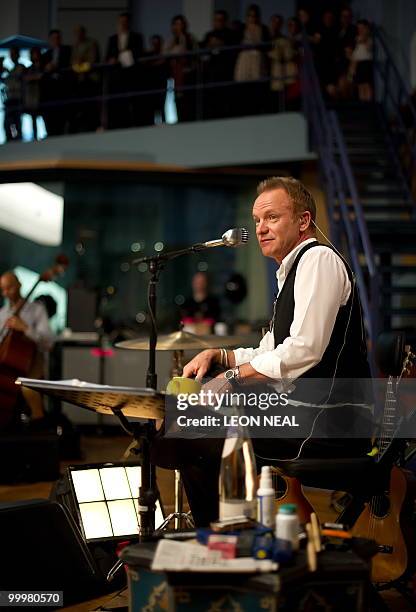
[117,330,212,351]
[116,330,252,351]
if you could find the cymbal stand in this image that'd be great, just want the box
[156,469,195,531]
[170,348,194,529]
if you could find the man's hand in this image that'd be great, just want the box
[5,316,28,333]
[182,349,220,380]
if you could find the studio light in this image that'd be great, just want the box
[0,182,63,245]
[68,462,164,542]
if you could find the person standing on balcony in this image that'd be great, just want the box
[41,30,71,136]
[105,13,144,128]
[268,15,297,111]
[336,7,357,99]
[349,19,373,102]
[234,4,269,116]
[23,48,43,140]
[200,10,236,119]
[3,47,26,141]
[69,25,100,133]
[141,35,168,125]
[164,14,197,122]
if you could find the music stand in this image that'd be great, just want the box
[16,378,165,539]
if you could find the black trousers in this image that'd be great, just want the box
[150,429,371,527]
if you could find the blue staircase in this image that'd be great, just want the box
[301,28,416,358]
[335,102,416,332]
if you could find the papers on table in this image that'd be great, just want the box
[151,540,278,573]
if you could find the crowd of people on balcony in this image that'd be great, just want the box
[0,4,374,142]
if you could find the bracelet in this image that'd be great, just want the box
[220,348,229,368]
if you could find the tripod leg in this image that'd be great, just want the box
[175,469,184,529]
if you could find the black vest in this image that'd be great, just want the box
[273,241,370,381]
[271,242,373,437]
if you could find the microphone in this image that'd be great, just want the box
[132,228,249,265]
[201,228,249,249]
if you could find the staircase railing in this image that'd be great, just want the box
[373,27,416,210]
[301,36,379,358]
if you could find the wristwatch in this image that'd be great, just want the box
[224,366,240,383]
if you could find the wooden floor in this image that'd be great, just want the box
[0,433,414,611]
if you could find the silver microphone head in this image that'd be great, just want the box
[221,228,249,247]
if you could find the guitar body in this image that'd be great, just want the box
[352,466,416,583]
[272,468,314,524]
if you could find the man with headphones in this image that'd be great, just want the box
[152,176,372,527]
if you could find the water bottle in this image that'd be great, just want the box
[275,503,300,551]
[218,414,257,520]
[257,466,275,527]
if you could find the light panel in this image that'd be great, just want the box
[100,467,131,500]
[108,500,139,536]
[72,469,105,503]
[126,465,142,493]
[70,464,164,541]
[79,502,113,539]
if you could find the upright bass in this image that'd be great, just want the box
[0,255,68,427]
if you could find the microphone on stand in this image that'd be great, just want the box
[132,228,249,264]
[200,228,250,249]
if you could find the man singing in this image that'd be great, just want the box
[152,176,371,526]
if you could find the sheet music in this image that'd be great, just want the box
[16,377,165,419]
[17,377,160,395]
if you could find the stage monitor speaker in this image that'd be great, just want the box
[0,499,104,604]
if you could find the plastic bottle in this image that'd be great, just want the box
[275,503,300,551]
[219,419,257,520]
[257,466,275,528]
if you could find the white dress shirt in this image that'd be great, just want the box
[0,301,54,352]
[233,239,351,382]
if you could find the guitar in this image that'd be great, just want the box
[0,255,69,426]
[352,346,416,583]
[271,468,314,525]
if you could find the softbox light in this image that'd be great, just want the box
[67,462,164,543]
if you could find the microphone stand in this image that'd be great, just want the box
[131,243,210,539]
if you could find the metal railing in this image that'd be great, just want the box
[373,27,416,209]
[0,40,301,141]
[301,35,379,361]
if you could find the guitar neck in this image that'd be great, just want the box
[377,376,397,458]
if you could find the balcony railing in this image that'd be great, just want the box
[0,41,302,143]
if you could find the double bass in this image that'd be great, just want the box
[0,255,68,427]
